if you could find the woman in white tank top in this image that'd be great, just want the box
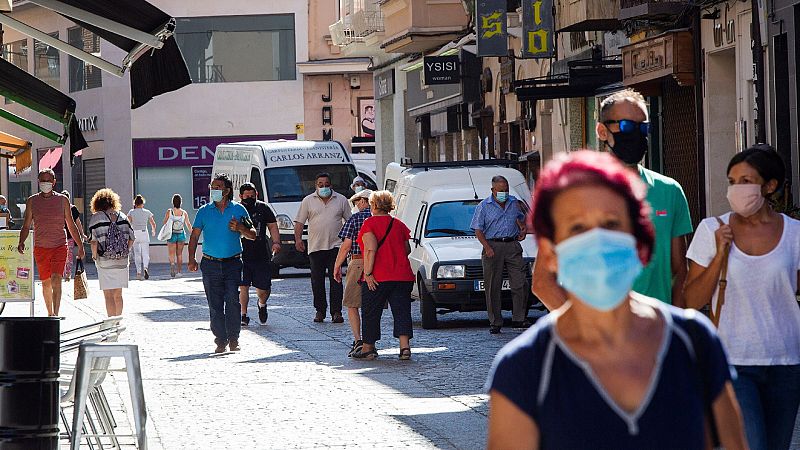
[163,193,192,277]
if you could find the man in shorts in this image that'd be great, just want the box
[238,183,280,326]
[333,189,372,356]
[18,169,85,316]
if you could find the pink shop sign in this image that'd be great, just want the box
[133,135,295,167]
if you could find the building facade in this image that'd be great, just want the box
[2,0,308,261]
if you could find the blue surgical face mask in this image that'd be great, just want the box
[496,191,509,203]
[0,205,7,212]
[209,189,223,203]
[555,228,642,311]
[318,187,332,198]
[354,186,365,193]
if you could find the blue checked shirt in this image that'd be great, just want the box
[470,195,525,239]
[338,208,371,256]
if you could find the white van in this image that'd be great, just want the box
[391,160,538,329]
[212,140,360,270]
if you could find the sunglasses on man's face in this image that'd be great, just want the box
[603,119,650,135]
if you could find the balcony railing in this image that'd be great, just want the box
[331,0,384,47]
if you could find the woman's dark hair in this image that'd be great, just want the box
[531,150,655,263]
[727,144,786,188]
[172,194,182,208]
[213,173,234,200]
[134,194,145,206]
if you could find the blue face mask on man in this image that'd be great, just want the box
[495,191,509,203]
[554,228,643,311]
[318,187,332,198]
[209,189,223,203]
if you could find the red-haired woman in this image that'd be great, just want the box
[486,151,745,449]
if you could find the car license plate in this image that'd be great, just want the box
[474,280,511,291]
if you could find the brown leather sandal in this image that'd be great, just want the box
[399,348,411,360]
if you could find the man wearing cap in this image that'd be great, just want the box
[333,189,372,356]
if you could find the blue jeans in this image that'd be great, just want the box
[732,364,800,450]
[200,257,243,345]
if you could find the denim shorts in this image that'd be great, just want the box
[167,231,186,243]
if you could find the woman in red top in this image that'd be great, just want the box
[353,190,415,360]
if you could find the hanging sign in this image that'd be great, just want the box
[521,0,554,58]
[476,0,507,57]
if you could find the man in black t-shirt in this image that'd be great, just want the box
[238,183,280,325]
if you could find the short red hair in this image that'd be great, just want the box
[530,150,655,263]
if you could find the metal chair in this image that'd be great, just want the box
[69,342,147,450]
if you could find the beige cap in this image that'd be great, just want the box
[349,189,373,203]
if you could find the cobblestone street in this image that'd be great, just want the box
[7,263,799,449]
[8,264,544,449]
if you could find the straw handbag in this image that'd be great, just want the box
[74,259,89,300]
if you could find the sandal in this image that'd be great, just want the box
[352,348,378,360]
[399,348,411,360]
[348,340,364,357]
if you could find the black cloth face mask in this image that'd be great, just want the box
[606,129,648,165]
[241,197,256,208]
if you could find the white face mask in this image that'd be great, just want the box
[39,182,54,193]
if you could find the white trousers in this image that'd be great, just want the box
[132,229,151,273]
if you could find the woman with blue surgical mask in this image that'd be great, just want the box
[685,145,800,450]
[486,151,745,450]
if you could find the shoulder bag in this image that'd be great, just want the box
[708,217,729,328]
[376,217,395,251]
[157,209,174,242]
[73,259,88,300]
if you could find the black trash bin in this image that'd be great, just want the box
[0,317,60,450]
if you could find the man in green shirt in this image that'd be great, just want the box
[532,88,692,308]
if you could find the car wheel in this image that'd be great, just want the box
[419,277,438,329]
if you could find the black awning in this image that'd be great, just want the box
[514,57,622,101]
[0,57,87,157]
[55,0,191,108]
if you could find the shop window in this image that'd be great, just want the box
[3,39,28,104]
[175,14,296,83]
[68,27,102,92]
[34,32,60,89]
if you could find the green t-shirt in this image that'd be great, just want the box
[632,166,693,304]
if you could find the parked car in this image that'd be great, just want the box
[212,139,360,271]
[391,160,538,329]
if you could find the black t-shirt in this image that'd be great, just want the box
[241,200,276,260]
[65,205,80,230]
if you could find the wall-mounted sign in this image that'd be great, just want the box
[621,30,694,87]
[77,115,98,132]
[375,69,395,99]
[423,55,460,85]
[522,0,554,58]
[191,166,213,209]
[132,135,294,168]
[476,0,507,57]
[500,56,515,94]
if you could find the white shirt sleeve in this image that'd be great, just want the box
[686,218,718,268]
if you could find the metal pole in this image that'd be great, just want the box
[751,0,767,143]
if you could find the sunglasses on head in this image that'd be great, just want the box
[603,119,650,135]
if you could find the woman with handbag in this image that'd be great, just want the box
[685,145,800,450]
[351,190,415,360]
[163,194,192,278]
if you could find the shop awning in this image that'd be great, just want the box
[0,0,191,108]
[0,57,87,157]
[0,131,31,156]
[514,57,623,101]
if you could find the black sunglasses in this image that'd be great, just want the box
[603,119,650,135]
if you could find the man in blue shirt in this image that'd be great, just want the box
[470,176,528,334]
[188,173,256,353]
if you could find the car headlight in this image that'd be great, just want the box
[276,214,294,230]
[436,265,465,279]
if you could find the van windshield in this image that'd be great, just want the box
[264,165,359,203]
[425,200,481,237]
